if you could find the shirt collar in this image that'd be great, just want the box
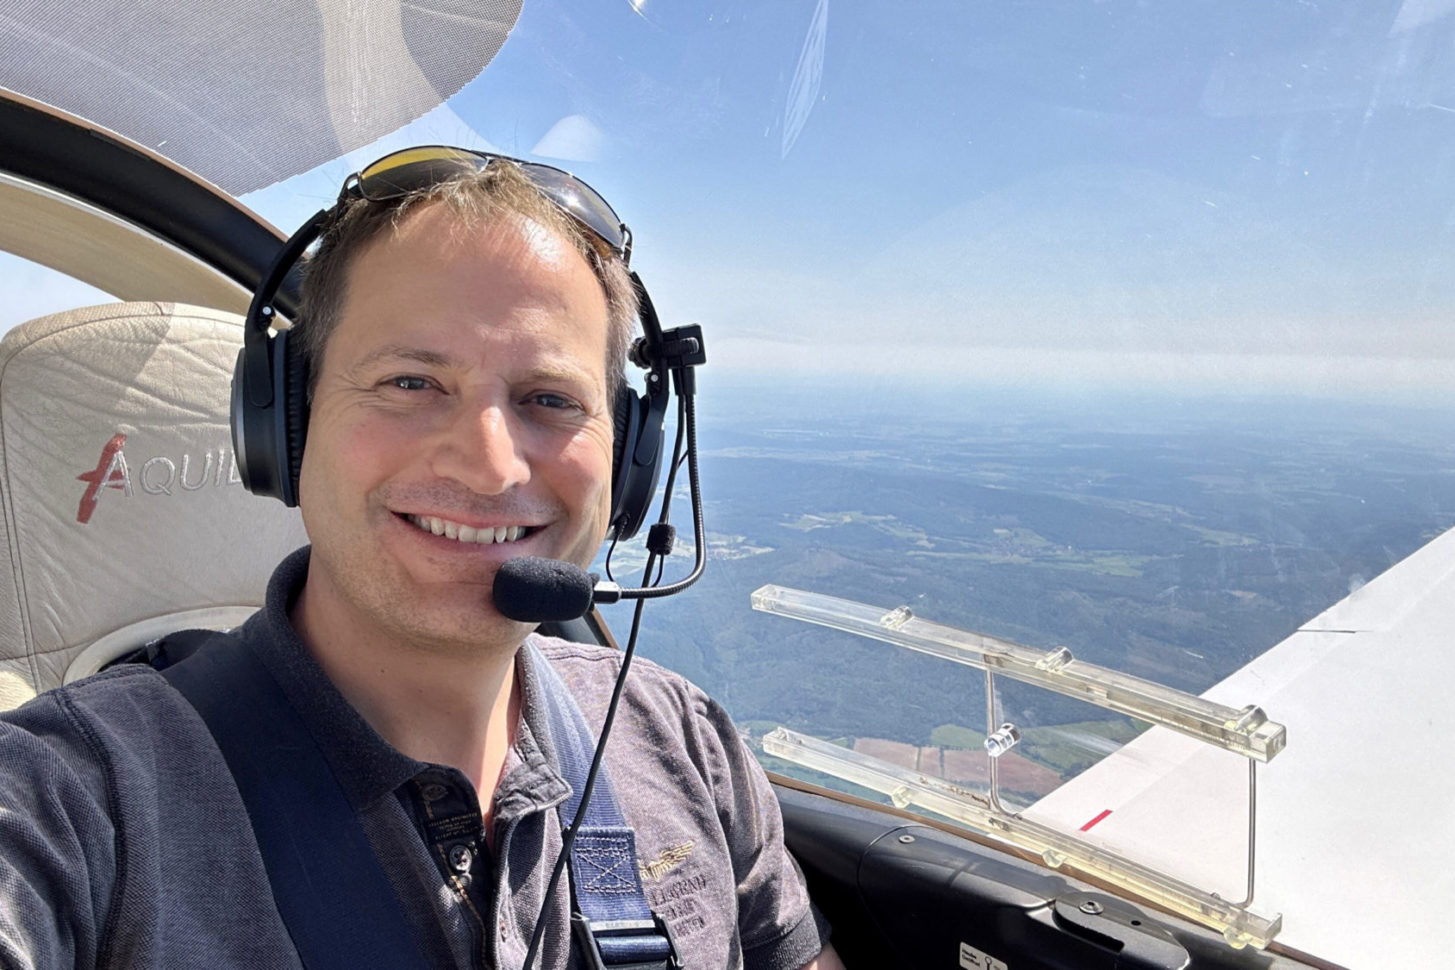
[240,546,423,811]
[495,641,572,821]
[241,547,572,816]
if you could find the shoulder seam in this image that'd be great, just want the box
[53,687,130,966]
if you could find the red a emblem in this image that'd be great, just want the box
[75,433,128,524]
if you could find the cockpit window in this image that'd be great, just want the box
[238,0,1455,771]
[0,251,113,337]
[227,1,1455,959]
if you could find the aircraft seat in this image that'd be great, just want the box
[0,302,307,710]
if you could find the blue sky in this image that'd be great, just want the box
[14,0,1455,398]
[239,0,1455,398]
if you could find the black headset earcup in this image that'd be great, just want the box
[609,382,639,535]
[230,328,308,508]
[281,331,310,506]
[229,345,257,493]
[233,208,331,508]
[611,382,633,489]
[608,379,667,541]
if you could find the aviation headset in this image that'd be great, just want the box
[231,180,674,542]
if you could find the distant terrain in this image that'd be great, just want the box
[598,378,1455,793]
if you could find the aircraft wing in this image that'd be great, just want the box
[1024,524,1455,968]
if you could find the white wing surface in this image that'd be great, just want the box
[1027,525,1455,968]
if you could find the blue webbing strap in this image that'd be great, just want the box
[529,643,678,968]
[161,636,432,970]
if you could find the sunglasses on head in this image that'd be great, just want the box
[338,146,633,264]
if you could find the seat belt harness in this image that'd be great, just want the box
[529,642,682,970]
[159,635,433,970]
[155,632,675,969]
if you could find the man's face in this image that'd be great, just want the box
[297,203,615,651]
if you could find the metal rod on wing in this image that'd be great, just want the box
[1235,759,1257,909]
[750,584,1287,762]
[983,669,1010,816]
[764,726,1282,950]
[752,583,1284,947]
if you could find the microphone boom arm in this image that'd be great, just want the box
[597,328,707,604]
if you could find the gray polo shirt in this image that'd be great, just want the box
[0,548,828,968]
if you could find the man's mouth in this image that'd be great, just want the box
[404,514,534,545]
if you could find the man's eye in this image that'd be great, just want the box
[529,392,578,410]
[388,376,433,391]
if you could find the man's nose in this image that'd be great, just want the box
[430,399,531,494]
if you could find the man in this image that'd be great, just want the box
[0,150,844,969]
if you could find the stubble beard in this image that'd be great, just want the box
[306,519,538,663]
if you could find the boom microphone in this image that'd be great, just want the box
[493,557,596,622]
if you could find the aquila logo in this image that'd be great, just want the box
[76,433,242,524]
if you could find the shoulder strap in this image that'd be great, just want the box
[160,635,431,970]
[528,643,680,969]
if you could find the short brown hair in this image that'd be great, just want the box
[294,162,638,402]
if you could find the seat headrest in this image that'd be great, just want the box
[0,302,307,709]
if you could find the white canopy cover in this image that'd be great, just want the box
[0,0,522,192]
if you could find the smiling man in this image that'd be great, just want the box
[291,197,620,807]
[295,197,620,662]
[0,150,842,970]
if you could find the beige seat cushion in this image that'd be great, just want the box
[0,302,307,709]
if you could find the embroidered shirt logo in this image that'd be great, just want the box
[75,434,242,523]
[638,840,694,882]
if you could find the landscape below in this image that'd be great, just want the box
[596,378,1455,805]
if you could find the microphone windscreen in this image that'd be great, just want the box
[492,557,595,623]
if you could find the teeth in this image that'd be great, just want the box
[408,515,528,545]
